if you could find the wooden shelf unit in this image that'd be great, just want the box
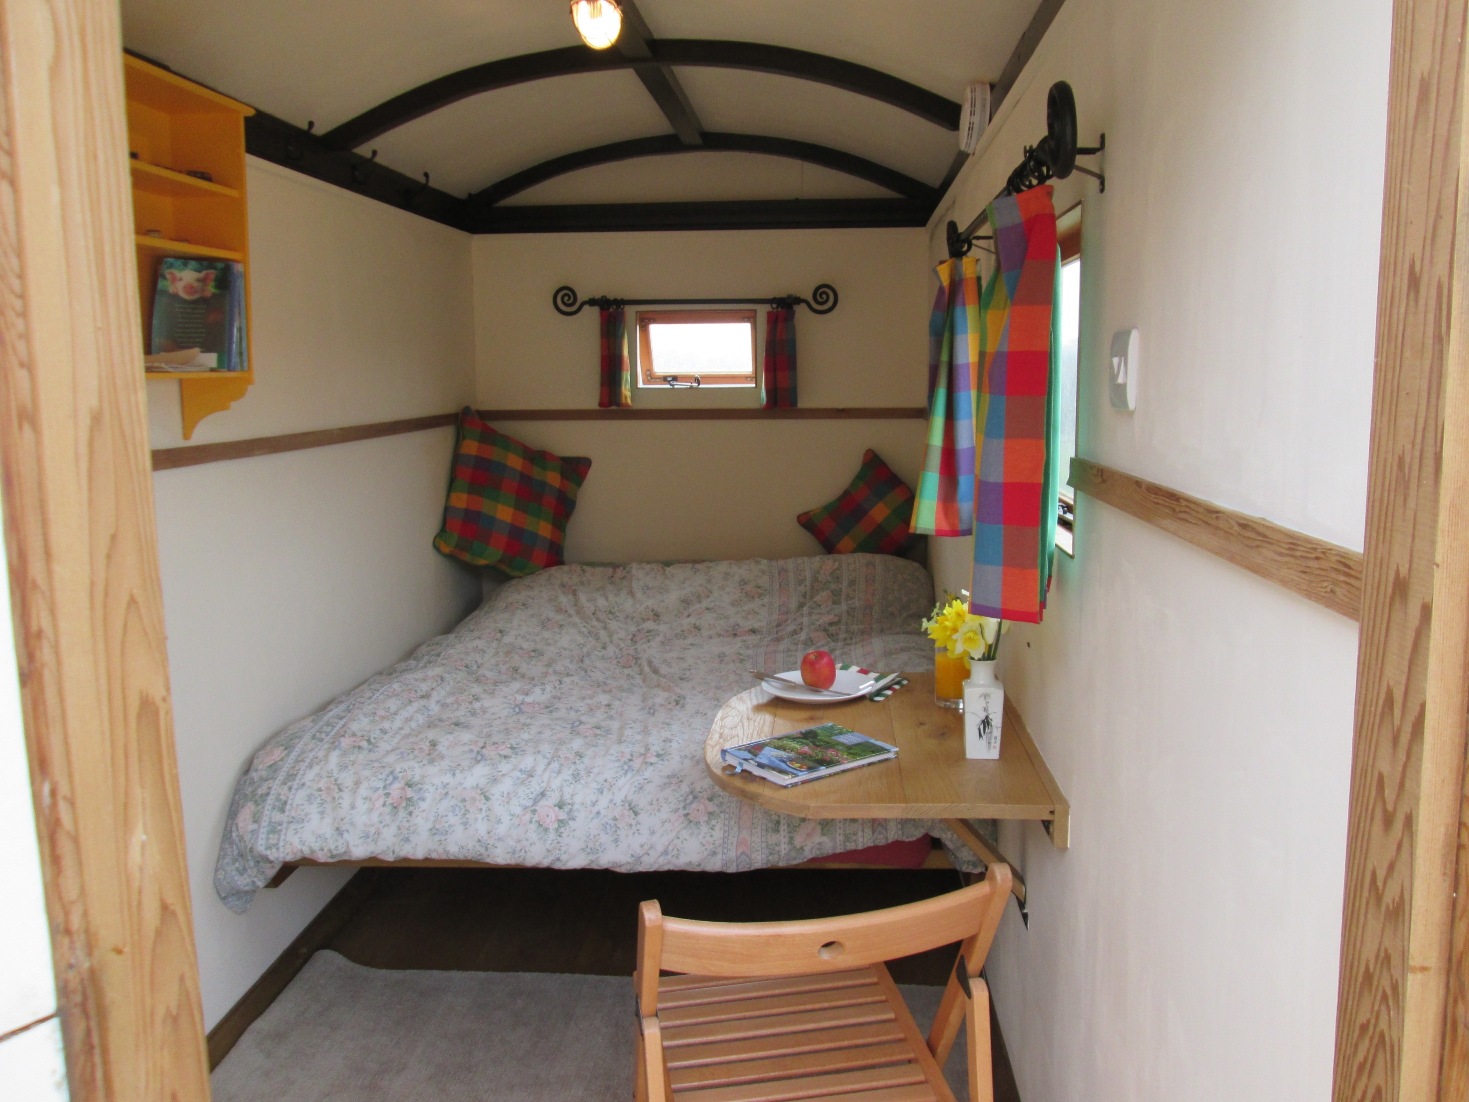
[124,55,255,439]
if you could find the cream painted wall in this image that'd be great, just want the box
[148,161,475,447]
[472,229,930,562]
[926,0,1386,1098]
[149,159,480,1027]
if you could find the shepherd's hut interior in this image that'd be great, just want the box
[2,0,1467,1100]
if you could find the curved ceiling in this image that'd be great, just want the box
[119,0,1050,231]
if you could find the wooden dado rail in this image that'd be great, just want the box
[149,406,926,471]
[1069,458,1365,621]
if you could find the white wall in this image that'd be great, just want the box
[472,229,930,562]
[151,159,481,1027]
[927,0,1387,1098]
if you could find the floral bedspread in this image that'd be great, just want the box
[215,554,944,912]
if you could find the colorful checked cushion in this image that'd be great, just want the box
[797,449,916,555]
[433,409,591,577]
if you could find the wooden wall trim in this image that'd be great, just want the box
[0,4,210,1099]
[150,407,926,470]
[151,413,458,470]
[1335,0,1469,1097]
[480,406,926,421]
[207,872,378,1069]
[1068,458,1364,620]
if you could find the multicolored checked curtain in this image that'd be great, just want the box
[912,256,981,536]
[759,306,797,408]
[597,306,632,408]
[970,186,1060,623]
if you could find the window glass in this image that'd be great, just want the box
[1055,218,1082,556]
[636,309,756,388]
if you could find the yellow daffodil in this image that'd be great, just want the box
[921,595,1006,661]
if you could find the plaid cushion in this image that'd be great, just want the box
[797,449,916,555]
[433,408,591,577]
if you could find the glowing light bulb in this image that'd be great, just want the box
[571,0,623,49]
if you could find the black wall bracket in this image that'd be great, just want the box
[947,81,1105,259]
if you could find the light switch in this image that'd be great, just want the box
[1109,328,1139,411]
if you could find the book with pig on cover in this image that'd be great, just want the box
[720,722,898,787]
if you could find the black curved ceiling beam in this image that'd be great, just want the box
[467,132,939,208]
[652,41,960,130]
[321,40,960,151]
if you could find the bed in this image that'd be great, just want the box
[215,553,958,912]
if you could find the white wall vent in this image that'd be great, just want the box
[959,82,992,153]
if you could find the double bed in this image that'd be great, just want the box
[216,553,958,912]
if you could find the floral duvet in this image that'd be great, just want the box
[215,554,942,912]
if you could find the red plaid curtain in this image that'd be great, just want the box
[598,307,632,408]
[760,306,797,409]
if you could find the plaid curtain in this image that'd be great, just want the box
[759,306,797,408]
[597,307,632,408]
[970,186,1059,623]
[912,256,982,536]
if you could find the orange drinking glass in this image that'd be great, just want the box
[933,649,969,709]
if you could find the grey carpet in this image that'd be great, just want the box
[212,951,972,1101]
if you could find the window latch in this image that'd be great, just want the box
[665,375,702,389]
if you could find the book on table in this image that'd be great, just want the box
[720,722,898,787]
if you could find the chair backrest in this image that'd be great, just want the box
[636,864,1012,1016]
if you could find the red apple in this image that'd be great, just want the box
[799,648,837,689]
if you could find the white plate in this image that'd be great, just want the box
[760,668,877,703]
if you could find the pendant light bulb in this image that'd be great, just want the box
[571,0,623,49]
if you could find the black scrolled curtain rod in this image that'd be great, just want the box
[552,283,838,316]
[946,81,1105,259]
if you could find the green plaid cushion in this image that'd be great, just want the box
[797,449,916,555]
[433,408,591,577]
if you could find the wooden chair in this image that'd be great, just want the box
[634,864,1012,1102]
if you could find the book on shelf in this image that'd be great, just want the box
[720,722,898,787]
[147,257,247,372]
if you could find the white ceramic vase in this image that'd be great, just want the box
[962,660,1003,760]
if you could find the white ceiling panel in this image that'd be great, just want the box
[501,153,894,206]
[368,72,671,199]
[673,68,960,187]
[121,0,579,130]
[639,0,1040,99]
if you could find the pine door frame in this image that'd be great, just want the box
[0,1,211,1100]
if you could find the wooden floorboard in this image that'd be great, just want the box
[320,865,1022,1101]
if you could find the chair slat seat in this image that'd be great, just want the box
[673,1060,934,1102]
[658,977,888,1029]
[666,1020,907,1069]
[661,967,941,1099]
[659,971,877,1009]
[662,1001,902,1049]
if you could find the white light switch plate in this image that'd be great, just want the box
[1109,328,1139,411]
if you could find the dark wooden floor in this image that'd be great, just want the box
[322,865,1022,1101]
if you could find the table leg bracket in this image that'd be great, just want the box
[944,818,1030,926]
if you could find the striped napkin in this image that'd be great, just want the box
[838,663,907,701]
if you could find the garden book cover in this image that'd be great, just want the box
[148,257,246,371]
[720,723,898,787]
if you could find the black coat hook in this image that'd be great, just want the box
[405,172,431,206]
[285,119,315,162]
[351,148,378,186]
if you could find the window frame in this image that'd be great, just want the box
[635,308,758,388]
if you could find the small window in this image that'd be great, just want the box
[636,309,756,388]
[1055,217,1081,556]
